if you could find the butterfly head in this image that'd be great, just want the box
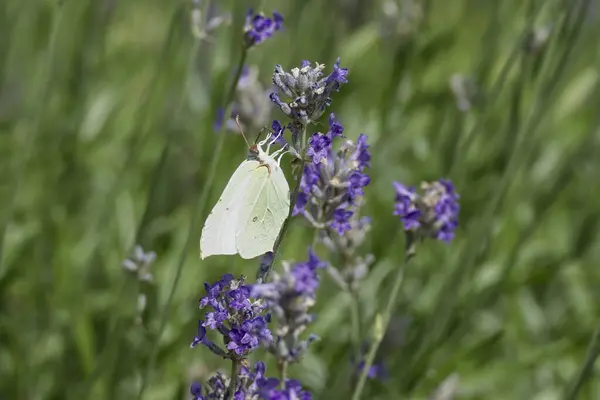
[248,144,259,158]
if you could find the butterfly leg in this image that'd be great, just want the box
[258,132,273,147]
[271,143,288,157]
[275,147,291,165]
[265,131,282,154]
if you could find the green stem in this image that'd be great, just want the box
[278,360,288,387]
[136,45,248,400]
[348,287,362,359]
[0,1,63,273]
[563,322,600,400]
[351,234,415,400]
[227,359,241,400]
[256,125,308,283]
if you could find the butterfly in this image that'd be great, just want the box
[200,119,290,259]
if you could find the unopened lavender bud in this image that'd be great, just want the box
[296,73,309,92]
[269,93,292,116]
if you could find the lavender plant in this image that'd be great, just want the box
[252,250,325,380]
[138,6,286,399]
[215,66,273,133]
[189,250,325,398]
[187,55,352,399]
[190,0,231,41]
[256,59,350,282]
[190,361,311,399]
[350,180,460,400]
[122,245,156,325]
[190,274,272,358]
[184,7,461,400]
[393,179,460,243]
[243,10,284,48]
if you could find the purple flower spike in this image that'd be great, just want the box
[292,115,372,237]
[192,274,272,358]
[251,249,325,363]
[271,59,349,127]
[198,360,311,399]
[244,10,284,47]
[393,179,460,242]
[257,378,312,400]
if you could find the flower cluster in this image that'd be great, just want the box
[293,114,371,236]
[393,179,460,242]
[191,274,273,358]
[252,249,325,363]
[321,209,374,291]
[244,10,284,47]
[122,245,156,324]
[190,361,311,399]
[270,59,348,146]
[122,244,156,282]
[190,0,231,40]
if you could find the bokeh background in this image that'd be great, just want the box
[2,0,600,399]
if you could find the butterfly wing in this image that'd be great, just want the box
[200,160,259,259]
[236,166,290,259]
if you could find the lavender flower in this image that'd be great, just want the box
[356,360,388,381]
[215,66,273,133]
[191,0,231,40]
[244,9,284,47]
[122,244,156,282]
[393,179,460,242]
[293,114,371,236]
[189,361,311,400]
[321,209,374,291]
[190,381,206,400]
[257,378,312,400]
[191,274,273,358]
[122,245,156,324]
[252,250,325,363]
[378,0,424,40]
[270,59,348,146]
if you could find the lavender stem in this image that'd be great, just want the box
[227,359,240,400]
[351,233,416,400]
[278,360,288,388]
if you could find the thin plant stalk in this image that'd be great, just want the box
[563,322,600,400]
[278,360,288,388]
[137,45,248,400]
[227,359,241,400]
[351,233,416,400]
[348,287,362,361]
[0,2,63,272]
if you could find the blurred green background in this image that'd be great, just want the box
[1,0,600,399]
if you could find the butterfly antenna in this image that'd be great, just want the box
[235,115,251,148]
